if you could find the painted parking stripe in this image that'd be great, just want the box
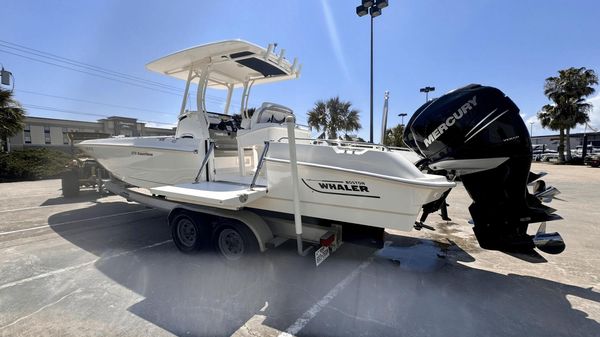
[0,204,91,214]
[0,209,154,236]
[0,199,140,214]
[231,242,389,337]
[0,240,171,291]
[0,288,82,330]
[277,255,375,337]
[231,254,375,337]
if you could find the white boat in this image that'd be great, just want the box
[78,40,565,256]
[78,40,454,232]
[78,40,308,188]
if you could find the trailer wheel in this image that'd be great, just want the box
[61,170,80,198]
[170,211,208,253]
[213,222,259,262]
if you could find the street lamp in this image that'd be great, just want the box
[529,122,534,137]
[1,68,10,86]
[398,113,407,126]
[419,86,435,102]
[356,0,389,143]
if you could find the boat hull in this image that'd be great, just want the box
[250,143,454,231]
[78,137,204,188]
[82,138,454,232]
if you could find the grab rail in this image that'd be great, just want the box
[276,136,402,152]
[249,141,270,190]
[194,141,215,183]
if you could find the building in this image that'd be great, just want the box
[8,115,175,152]
[531,131,600,150]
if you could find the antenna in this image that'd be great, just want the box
[380,91,389,144]
[277,49,286,64]
[265,44,274,59]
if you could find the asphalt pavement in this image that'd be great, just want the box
[0,163,599,337]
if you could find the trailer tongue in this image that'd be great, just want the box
[404,84,565,254]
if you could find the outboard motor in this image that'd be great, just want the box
[404,84,565,254]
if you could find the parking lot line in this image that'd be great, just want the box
[0,288,83,330]
[277,254,377,337]
[0,202,99,214]
[0,240,171,291]
[0,209,153,236]
[0,193,63,201]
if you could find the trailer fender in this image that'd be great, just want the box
[228,210,273,253]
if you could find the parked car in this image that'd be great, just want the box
[574,145,599,158]
[584,154,600,167]
[532,144,558,161]
[537,150,559,161]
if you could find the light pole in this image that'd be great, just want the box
[356,0,389,143]
[1,66,14,152]
[529,122,534,137]
[398,113,407,126]
[419,86,435,102]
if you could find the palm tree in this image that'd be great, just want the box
[539,67,598,163]
[307,97,361,139]
[538,103,567,162]
[563,97,593,160]
[0,88,26,152]
[383,124,405,147]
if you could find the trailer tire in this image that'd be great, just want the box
[61,170,80,198]
[213,222,259,262]
[170,211,209,253]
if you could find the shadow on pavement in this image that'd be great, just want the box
[41,190,106,206]
[435,220,550,263]
[49,203,600,337]
[502,250,548,263]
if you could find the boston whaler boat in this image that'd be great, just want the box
[78,40,565,262]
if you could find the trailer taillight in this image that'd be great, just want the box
[320,232,336,247]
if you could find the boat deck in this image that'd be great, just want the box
[150,181,267,210]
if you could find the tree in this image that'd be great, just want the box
[538,103,567,162]
[0,88,26,152]
[538,67,598,163]
[307,97,361,139]
[383,124,405,147]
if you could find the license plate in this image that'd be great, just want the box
[315,246,330,267]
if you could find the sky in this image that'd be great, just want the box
[2,0,600,141]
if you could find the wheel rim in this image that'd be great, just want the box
[218,228,244,260]
[177,218,197,247]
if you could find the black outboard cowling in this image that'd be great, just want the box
[404,84,564,254]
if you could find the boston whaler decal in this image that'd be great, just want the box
[301,179,380,198]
